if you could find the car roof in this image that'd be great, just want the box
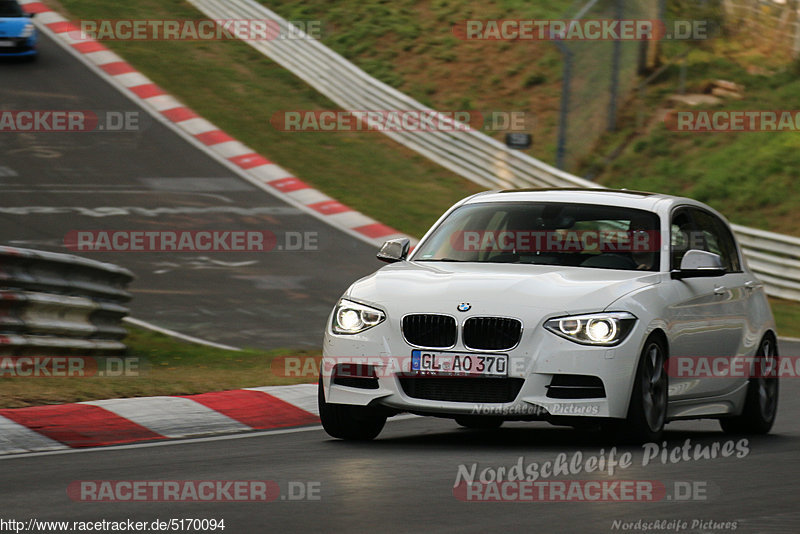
[461,187,698,212]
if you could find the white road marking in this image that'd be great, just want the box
[327,211,375,228]
[0,206,301,217]
[246,384,319,416]
[248,164,293,182]
[211,141,252,158]
[123,317,241,351]
[83,50,122,65]
[286,188,331,205]
[177,118,217,135]
[0,416,69,455]
[0,166,18,177]
[145,95,184,112]
[0,425,323,460]
[84,396,251,438]
[114,72,151,88]
[32,11,61,24]
[0,414,420,460]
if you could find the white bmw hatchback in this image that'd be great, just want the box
[319,189,778,442]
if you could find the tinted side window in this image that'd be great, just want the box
[670,209,695,270]
[690,209,741,272]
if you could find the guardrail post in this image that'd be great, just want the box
[555,40,572,170]
[607,0,623,132]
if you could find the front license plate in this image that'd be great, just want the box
[0,41,14,47]
[410,350,508,377]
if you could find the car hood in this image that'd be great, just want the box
[346,261,660,315]
[0,17,30,37]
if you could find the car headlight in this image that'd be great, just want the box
[544,312,637,346]
[332,299,385,335]
[21,23,35,38]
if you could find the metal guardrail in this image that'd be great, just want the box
[0,246,134,354]
[732,224,800,302]
[189,0,800,302]
[190,0,599,191]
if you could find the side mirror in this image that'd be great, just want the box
[671,249,726,279]
[376,238,410,263]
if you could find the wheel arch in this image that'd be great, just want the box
[617,327,670,418]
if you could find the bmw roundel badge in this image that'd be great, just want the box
[457,303,471,312]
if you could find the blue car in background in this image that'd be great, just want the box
[0,0,37,59]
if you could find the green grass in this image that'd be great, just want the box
[769,298,800,339]
[0,327,319,408]
[262,0,569,162]
[589,61,800,236]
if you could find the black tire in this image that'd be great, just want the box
[617,337,668,443]
[318,380,386,440]
[720,333,779,435]
[455,416,504,429]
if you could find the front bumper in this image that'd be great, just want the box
[0,36,37,57]
[322,312,647,420]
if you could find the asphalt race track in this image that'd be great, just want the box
[1,339,799,533]
[0,32,379,349]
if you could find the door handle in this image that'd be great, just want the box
[713,286,726,295]
[744,280,757,291]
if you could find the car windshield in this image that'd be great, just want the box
[413,201,661,271]
[0,1,24,17]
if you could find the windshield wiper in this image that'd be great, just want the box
[416,257,469,262]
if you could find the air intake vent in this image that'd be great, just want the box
[399,377,524,403]
[463,317,522,351]
[546,375,606,399]
[402,314,457,348]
